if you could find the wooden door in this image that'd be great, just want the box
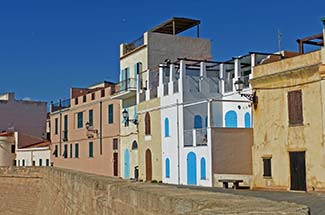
[145,149,152,181]
[290,152,306,191]
[113,153,118,176]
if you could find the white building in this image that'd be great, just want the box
[159,53,271,187]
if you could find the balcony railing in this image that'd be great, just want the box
[224,79,233,93]
[163,84,169,96]
[123,36,144,55]
[51,98,71,112]
[173,80,179,93]
[114,78,137,94]
[184,130,194,147]
[184,128,208,147]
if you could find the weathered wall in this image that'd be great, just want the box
[0,167,309,215]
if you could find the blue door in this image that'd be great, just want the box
[187,152,197,185]
[200,157,206,180]
[124,149,130,179]
[245,113,251,128]
[225,111,237,128]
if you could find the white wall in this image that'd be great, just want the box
[16,148,50,167]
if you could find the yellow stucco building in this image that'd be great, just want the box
[251,30,325,191]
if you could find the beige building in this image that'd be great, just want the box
[137,97,162,181]
[113,17,212,180]
[50,82,120,176]
[251,27,325,191]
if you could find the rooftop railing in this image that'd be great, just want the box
[123,36,144,55]
[51,99,71,112]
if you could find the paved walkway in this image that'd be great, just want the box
[173,185,325,215]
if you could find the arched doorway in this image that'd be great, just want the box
[187,152,197,185]
[225,111,237,128]
[124,149,130,179]
[145,149,152,181]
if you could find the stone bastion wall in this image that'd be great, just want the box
[0,167,309,215]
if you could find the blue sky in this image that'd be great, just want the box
[0,0,324,104]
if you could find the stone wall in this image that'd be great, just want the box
[0,167,310,215]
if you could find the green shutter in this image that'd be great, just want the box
[89,142,93,158]
[77,112,83,128]
[89,110,93,126]
[75,144,79,158]
[108,104,114,124]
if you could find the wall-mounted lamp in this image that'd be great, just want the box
[85,122,98,138]
[234,78,258,105]
[122,109,138,127]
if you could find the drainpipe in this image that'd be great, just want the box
[100,101,103,155]
[176,99,180,185]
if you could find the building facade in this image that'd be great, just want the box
[50,82,120,176]
[251,28,325,191]
[113,17,212,180]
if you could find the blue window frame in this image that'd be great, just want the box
[194,115,203,129]
[77,112,83,128]
[164,117,170,137]
[200,157,206,180]
[165,158,170,178]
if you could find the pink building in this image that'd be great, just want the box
[50,82,120,177]
[0,92,47,138]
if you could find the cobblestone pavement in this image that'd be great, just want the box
[173,185,325,215]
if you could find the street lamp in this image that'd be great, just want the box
[122,109,138,127]
[234,78,258,105]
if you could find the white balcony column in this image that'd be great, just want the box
[145,70,150,101]
[169,64,175,94]
[179,60,186,94]
[233,58,241,92]
[250,53,256,80]
[220,63,225,95]
[136,73,141,104]
[158,65,164,97]
[192,129,196,147]
[207,99,212,128]
[199,62,207,93]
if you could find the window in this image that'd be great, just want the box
[89,110,93,126]
[91,93,95,100]
[77,112,83,128]
[63,115,68,141]
[225,111,238,128]
[244,113,251,128]
[54,145,58,157]
[13,160,16,166]
[165,158,170,178]
[75,143,79,158]
[39,159,42,166]
[145,112,151,135]
[22,160,25,166]
[46,159,49,166]
[83,95,86,103]
[11,144,15,153]
[70,144,73,158]
[194,115,203,129]
[101,89,105,97]
[113,138,118,150]
[75,98,78,105]
[200,158,206,180]
[131,140,138,150]
[263,157,272,177]
[108,104,114,124]
[54,118,58,135]
[288,90,303,126]
[89,142,94,158]
[164,118,170,137]
[63,144,68,159]
[32,160,35,166]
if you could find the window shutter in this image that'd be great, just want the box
[145,112,151,135]
[288,90,303,125]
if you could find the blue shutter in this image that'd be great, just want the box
[126,67,130,88]
[200,157,206,180]
[121,69,125,90]
[164,118,169,137]
[225,111,237,128]
[245,113,251,128]
[194,115,203,129]
[166,158,170,178]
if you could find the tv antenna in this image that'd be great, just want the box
[278,29,283,52]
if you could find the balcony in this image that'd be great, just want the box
[51,99,71,113]
[122,36,144,56]
[112,78,137,100]
[184,128,208,147]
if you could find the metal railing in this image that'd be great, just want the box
[224,79,233,93]
[51,98,71,112]
[184,130,194,147]
[123,36,144,55]
[114,78,137,94]
[196,128,208,146]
